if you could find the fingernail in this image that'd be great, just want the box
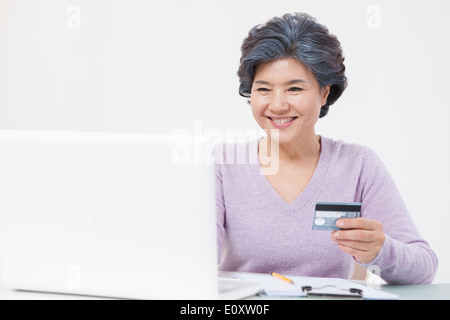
[336,220,344,227]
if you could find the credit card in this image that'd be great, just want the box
[312,202,362,231]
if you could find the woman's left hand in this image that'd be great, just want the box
[331,218,386,264]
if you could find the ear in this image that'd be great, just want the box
[320,85,331,106]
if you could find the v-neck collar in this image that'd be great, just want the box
[247,135,333,216]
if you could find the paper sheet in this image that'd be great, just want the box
[231,272,398,300]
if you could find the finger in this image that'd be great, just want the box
[332,229,376,242]
[334,239,372,251]
[336,218,379,231]
[337,243,364,256]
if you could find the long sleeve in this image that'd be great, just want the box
[358,147,438,284]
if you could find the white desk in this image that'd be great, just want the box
[1,282,450,300]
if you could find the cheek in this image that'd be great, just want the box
[250,99,266,118]
[290,95,322,117]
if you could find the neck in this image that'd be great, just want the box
[261,132,321,163]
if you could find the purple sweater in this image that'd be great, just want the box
[215,136,438,284]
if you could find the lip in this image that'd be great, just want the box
[266,116,297,129]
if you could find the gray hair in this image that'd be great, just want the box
[238,13,347,118]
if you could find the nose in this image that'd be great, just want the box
[268,90,289,113]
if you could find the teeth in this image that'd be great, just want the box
[272,117,295,124]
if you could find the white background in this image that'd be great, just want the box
[0,0,449,283]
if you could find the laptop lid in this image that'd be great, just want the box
[0,130,218,299]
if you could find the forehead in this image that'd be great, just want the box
[253,57,317,84]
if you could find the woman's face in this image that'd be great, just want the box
[250,57,330,145]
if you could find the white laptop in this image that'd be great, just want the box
[0,130,262,299]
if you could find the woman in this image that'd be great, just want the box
[215,13,438,284]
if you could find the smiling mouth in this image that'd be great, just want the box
[267,116,298,124]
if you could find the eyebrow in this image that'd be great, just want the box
[253,79,307,85]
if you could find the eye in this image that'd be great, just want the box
[254,87,271,96]
[288,87,303,92]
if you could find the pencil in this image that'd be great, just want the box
[270,272,295,285]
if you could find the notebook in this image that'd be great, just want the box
[0,130,262,299]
